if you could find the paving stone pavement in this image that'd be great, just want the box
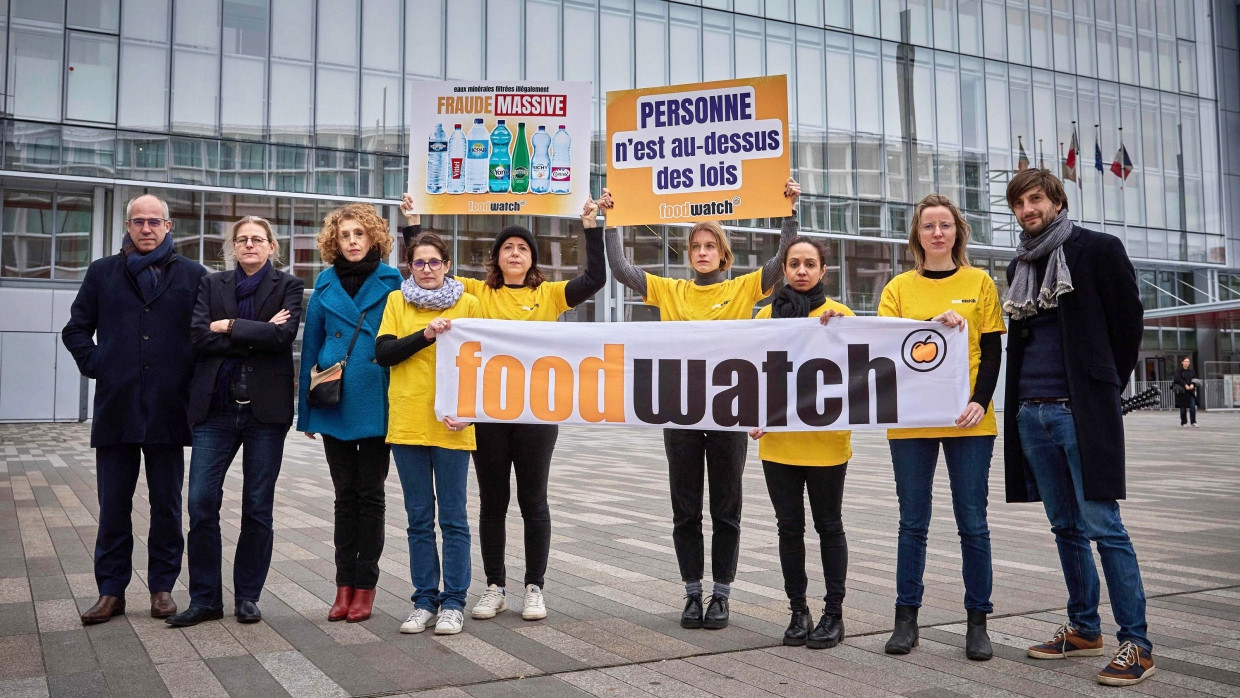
[0,411,1237,697]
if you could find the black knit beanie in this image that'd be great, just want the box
[491,226,538,267]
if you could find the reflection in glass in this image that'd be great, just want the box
[2,191,53,279]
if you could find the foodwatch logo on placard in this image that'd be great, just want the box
[467,200,527,212]
[657,196,742,220]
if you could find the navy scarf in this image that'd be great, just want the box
[213,262,271,408]
[121,233,175,300]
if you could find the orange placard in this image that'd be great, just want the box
[605,76,790,227]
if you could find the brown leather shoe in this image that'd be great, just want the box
[150,591,177,619]
[346,588,376,623]
[328,586,354,622]
[81,595,125,625]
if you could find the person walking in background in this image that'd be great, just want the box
[62,194,208,625]
[877,194,1005,662]
[167,216,303,627]
[1000,169,1153,687]
[298,204,402,623]
[1172,356,1199,427]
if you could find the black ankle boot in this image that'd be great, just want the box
[806,613,844,649]
[965,609,993,660]
[680,593,703,629]
[783,608,813,646]
[884,605,919,654]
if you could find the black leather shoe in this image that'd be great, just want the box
[680,593,703,629]
[783,608,813,646]
[965,609,993,660]
[884,605,919,654]
[807,613,844,649]
[703,596,729,630]
[235,600,262,624]
[164,605,224,627]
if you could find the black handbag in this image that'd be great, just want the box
[308,311,366,408]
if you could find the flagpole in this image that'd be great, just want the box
[1096,123,1105,224]
[1118,125,1128,237]
[1038,138,1044,170]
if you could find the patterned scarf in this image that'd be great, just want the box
[1003,210,1074,320]
[401,275,464,310]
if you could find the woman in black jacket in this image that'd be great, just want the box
[1172,356,1199,427]
[167,215,304,628]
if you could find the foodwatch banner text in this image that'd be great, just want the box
[605,75,790,227]
[434,317,969,431]
[407,80,592,217]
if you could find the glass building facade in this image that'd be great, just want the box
[1,0,1239,421]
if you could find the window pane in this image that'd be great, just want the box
[1,191,53,279]
[123,0,169,41]
[68,0,121,31]
[982,0,1004,60]
[405,0,443,77]
[1007,0,1030,64]
[272,0,311,61]
[635,0,667,87]
[601,3,634,93]
[172,0,219,134]
[934,0,959,51]
[703,10,733,82]
[221,0,268,139]
[54,193,93,280]
[826,32,853,132]
[10,27,64,120]
[1029,0,1051,68]
[486,0,522,80]
[734,15,763,78]
[526,0,561,80]
[669,5,702,85]
[67,32,119,123]
[795,27,824,130]
[825,0,850,29]
[360,74,399,151]
[854,37,881,134]
[446,0,482,79]
[13,0,65,23]
[959,0,982,54]
[316,67,359,148]
[317,0,357,66]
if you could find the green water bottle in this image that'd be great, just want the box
[511,122,530,194]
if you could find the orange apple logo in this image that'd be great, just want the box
[910,335,939,363]
[901,328,947,372]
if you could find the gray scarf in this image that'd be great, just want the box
[401,275,464,310]
[1003,210,1074,320]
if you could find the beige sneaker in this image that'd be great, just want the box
[471,584,507,619]
[521,584,546,620]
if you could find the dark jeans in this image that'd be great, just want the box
[473,422,557,589]
[1180,394,1197,425]
[888,436,995,613]
[186,403,288,610]
[664,428,747,584]
[762,460,848,616]
[1017,401,1150,650]
[93,444,185,597]
[322,435,390,589]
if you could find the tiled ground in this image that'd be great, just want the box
[0,411,1237,697]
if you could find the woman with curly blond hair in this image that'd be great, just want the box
[297,203,400,623]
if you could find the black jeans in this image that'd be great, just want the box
[664,428,747,584]
[762,460,848,616]
[1180,394,1197,425]
[322,435,390,589]
[473,422,557,588]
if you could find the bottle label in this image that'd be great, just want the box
[551,167,570,182]
[490,164,508,179]
[468,141,487,158]
[512,166,529,179]
[531,164,549,178]
[428,141,447,153]
[450,158,463,178]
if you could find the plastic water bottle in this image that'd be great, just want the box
[465,118,490,194]
[488,119,512,193]
[550,125,571,194]
[446,123,466,194]
[426,123,448,194]
[529,126,551,194]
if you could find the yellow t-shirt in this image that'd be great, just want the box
[878,267,1006,440]
[378,289,481,449]
[457,276,571,321]
[754,299,855,466]
[644,270,770,321]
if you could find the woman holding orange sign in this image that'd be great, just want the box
[874,194,1005,662]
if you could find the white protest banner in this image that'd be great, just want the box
[434,317,969,431]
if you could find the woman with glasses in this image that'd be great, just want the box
[397,193,606,624]
[297,204,401,623]
[374,231,480,635]
[167,216,304,627]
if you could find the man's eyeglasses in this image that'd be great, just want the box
[126,217,168,229]
[234,236,269,247]
[411,259,444,271]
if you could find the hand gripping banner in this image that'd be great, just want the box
[434,317,969,431]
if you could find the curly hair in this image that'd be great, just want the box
[316,203,394,264]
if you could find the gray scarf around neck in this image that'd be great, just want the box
[401,275,464,310]
[1003,210,1074,320]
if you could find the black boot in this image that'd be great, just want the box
[783,607,813,646]
[884,605,919,654]
[703,596,730,629]
[680,593,703,629]
[965,609,993,660]
[807,613,844,649]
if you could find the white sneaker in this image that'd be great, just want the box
[522,584,547,621]
[471,584,507,619]
[435,608,464,635]
[400,608,435,634]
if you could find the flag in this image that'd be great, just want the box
[1064,129,1079,184]
[1110,143,1132,180]
[1094,140,1104,173]
[1018,139,1029,171]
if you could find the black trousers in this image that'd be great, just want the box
[664,428,747,584]
[473,422,557,588]
[94,444,185,597]
[322,435,390,589]
[762,460,848,616]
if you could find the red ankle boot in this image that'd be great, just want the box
[328,586,354,622]
[347,588,376,623]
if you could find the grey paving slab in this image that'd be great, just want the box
[205,655,293,698]
[44,671,107,698]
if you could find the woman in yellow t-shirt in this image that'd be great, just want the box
[749,237,853,650]
[605,178,801,631]
[399,193,607,623]
[877,194,1006,662]
[374,231,480,637]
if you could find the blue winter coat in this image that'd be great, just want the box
[296,264,403,440]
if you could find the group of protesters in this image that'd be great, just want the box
[61,167,1154,687]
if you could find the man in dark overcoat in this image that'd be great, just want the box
[1000,169,1153,687]
[62,193,208,624]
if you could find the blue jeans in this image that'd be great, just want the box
[187,404,288,610]
[392,445,472,612]
[1016,401,1151,651]
[889,436,995,613]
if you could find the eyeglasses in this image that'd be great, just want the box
[126,217,168,229]
[411,259,444,271]
[234,236,269,247]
